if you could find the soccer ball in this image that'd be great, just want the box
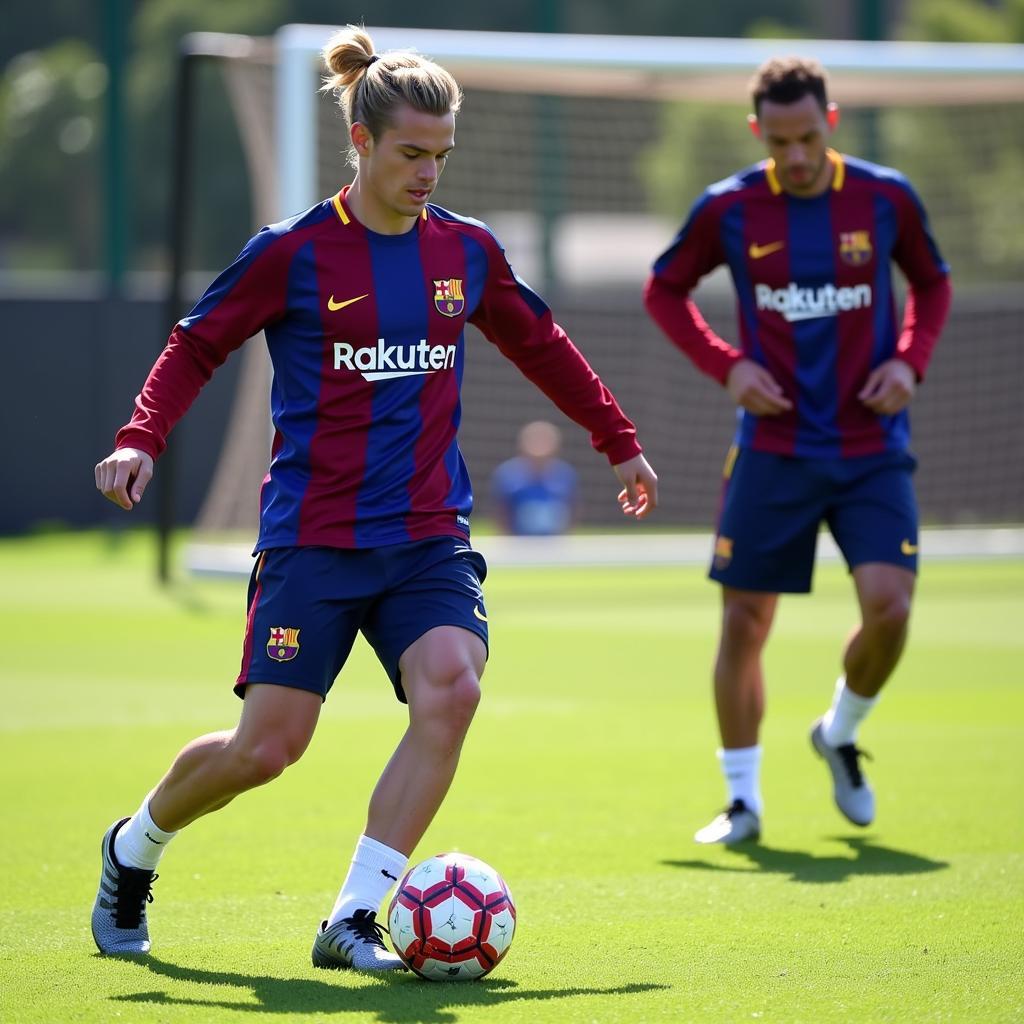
[387,852,516,981]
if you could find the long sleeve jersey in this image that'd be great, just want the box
[117,188,641,550]
[645,151,951,458]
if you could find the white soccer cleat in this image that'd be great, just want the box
[311,910,406,972]
[694,799,761,845]
[810,718,875,826]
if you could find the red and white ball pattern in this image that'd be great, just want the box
[388,852,516,981]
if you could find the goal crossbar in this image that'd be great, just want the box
[275,25,1024,224]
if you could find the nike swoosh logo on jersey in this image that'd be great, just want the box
[473,606,488,622]
[901,539,919,555]
[748,241,785,259]
[327,293,368,311]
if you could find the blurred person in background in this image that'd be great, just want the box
[645,56,950,846]
[492,419,578,536]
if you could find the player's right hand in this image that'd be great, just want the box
[726,359,793,415]
[95,447,154,510]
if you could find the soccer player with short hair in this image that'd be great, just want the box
[644,56,950,844]
[91,25,657,970]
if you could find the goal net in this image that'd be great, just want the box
[185,28,1024,559]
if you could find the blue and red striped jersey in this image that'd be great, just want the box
[645,151,951,458]
[116,188,641,550]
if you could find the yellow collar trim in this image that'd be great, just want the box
[332,191,350,225]
[332,189,428,226]
[765,150,845,196]
[828,149,845,191]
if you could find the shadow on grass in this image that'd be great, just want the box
[108,957,668,1021]
[662,836,949,884]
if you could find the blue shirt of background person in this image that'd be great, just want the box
[492,420,578,536]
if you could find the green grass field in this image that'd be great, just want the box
[2,530,1022,1023]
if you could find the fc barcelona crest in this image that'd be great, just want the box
[713,535,734,571]
[267,626,300,662]
[434,278,465,318]
[839,230,873,267]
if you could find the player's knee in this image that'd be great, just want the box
[435,666,481,736]
[414,666,481,745]
[865,590,912,636]
[230,738,297,788]
[722,597,773,649]
[448,666,482,725]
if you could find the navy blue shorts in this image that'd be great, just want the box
[710,446,919,594]
[236,537,489,703]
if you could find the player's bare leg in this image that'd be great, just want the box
[696,588,778,844]
[843,563,915,698]
[811,563,916,825]
[312,625,486,971]
[92,685,321,955]
[365,625,486,854]
[714,588,778,747]
[147,684,322,830]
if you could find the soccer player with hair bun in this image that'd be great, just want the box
[92,24,657,972]
[645,56,950,846]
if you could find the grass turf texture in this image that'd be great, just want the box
[1,530,1022,1024]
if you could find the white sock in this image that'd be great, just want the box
[822,676,878,746]
[327,835,408,925]
[113,796,178,871]
[719,745,763,817]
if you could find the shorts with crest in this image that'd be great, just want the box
[236,537,489,703]
[709,446,919,594]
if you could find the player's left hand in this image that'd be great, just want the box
[613,453,658,519]
[858,358,917,415]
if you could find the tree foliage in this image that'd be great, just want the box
[900,0,1022,42]
[0,40,105,268]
